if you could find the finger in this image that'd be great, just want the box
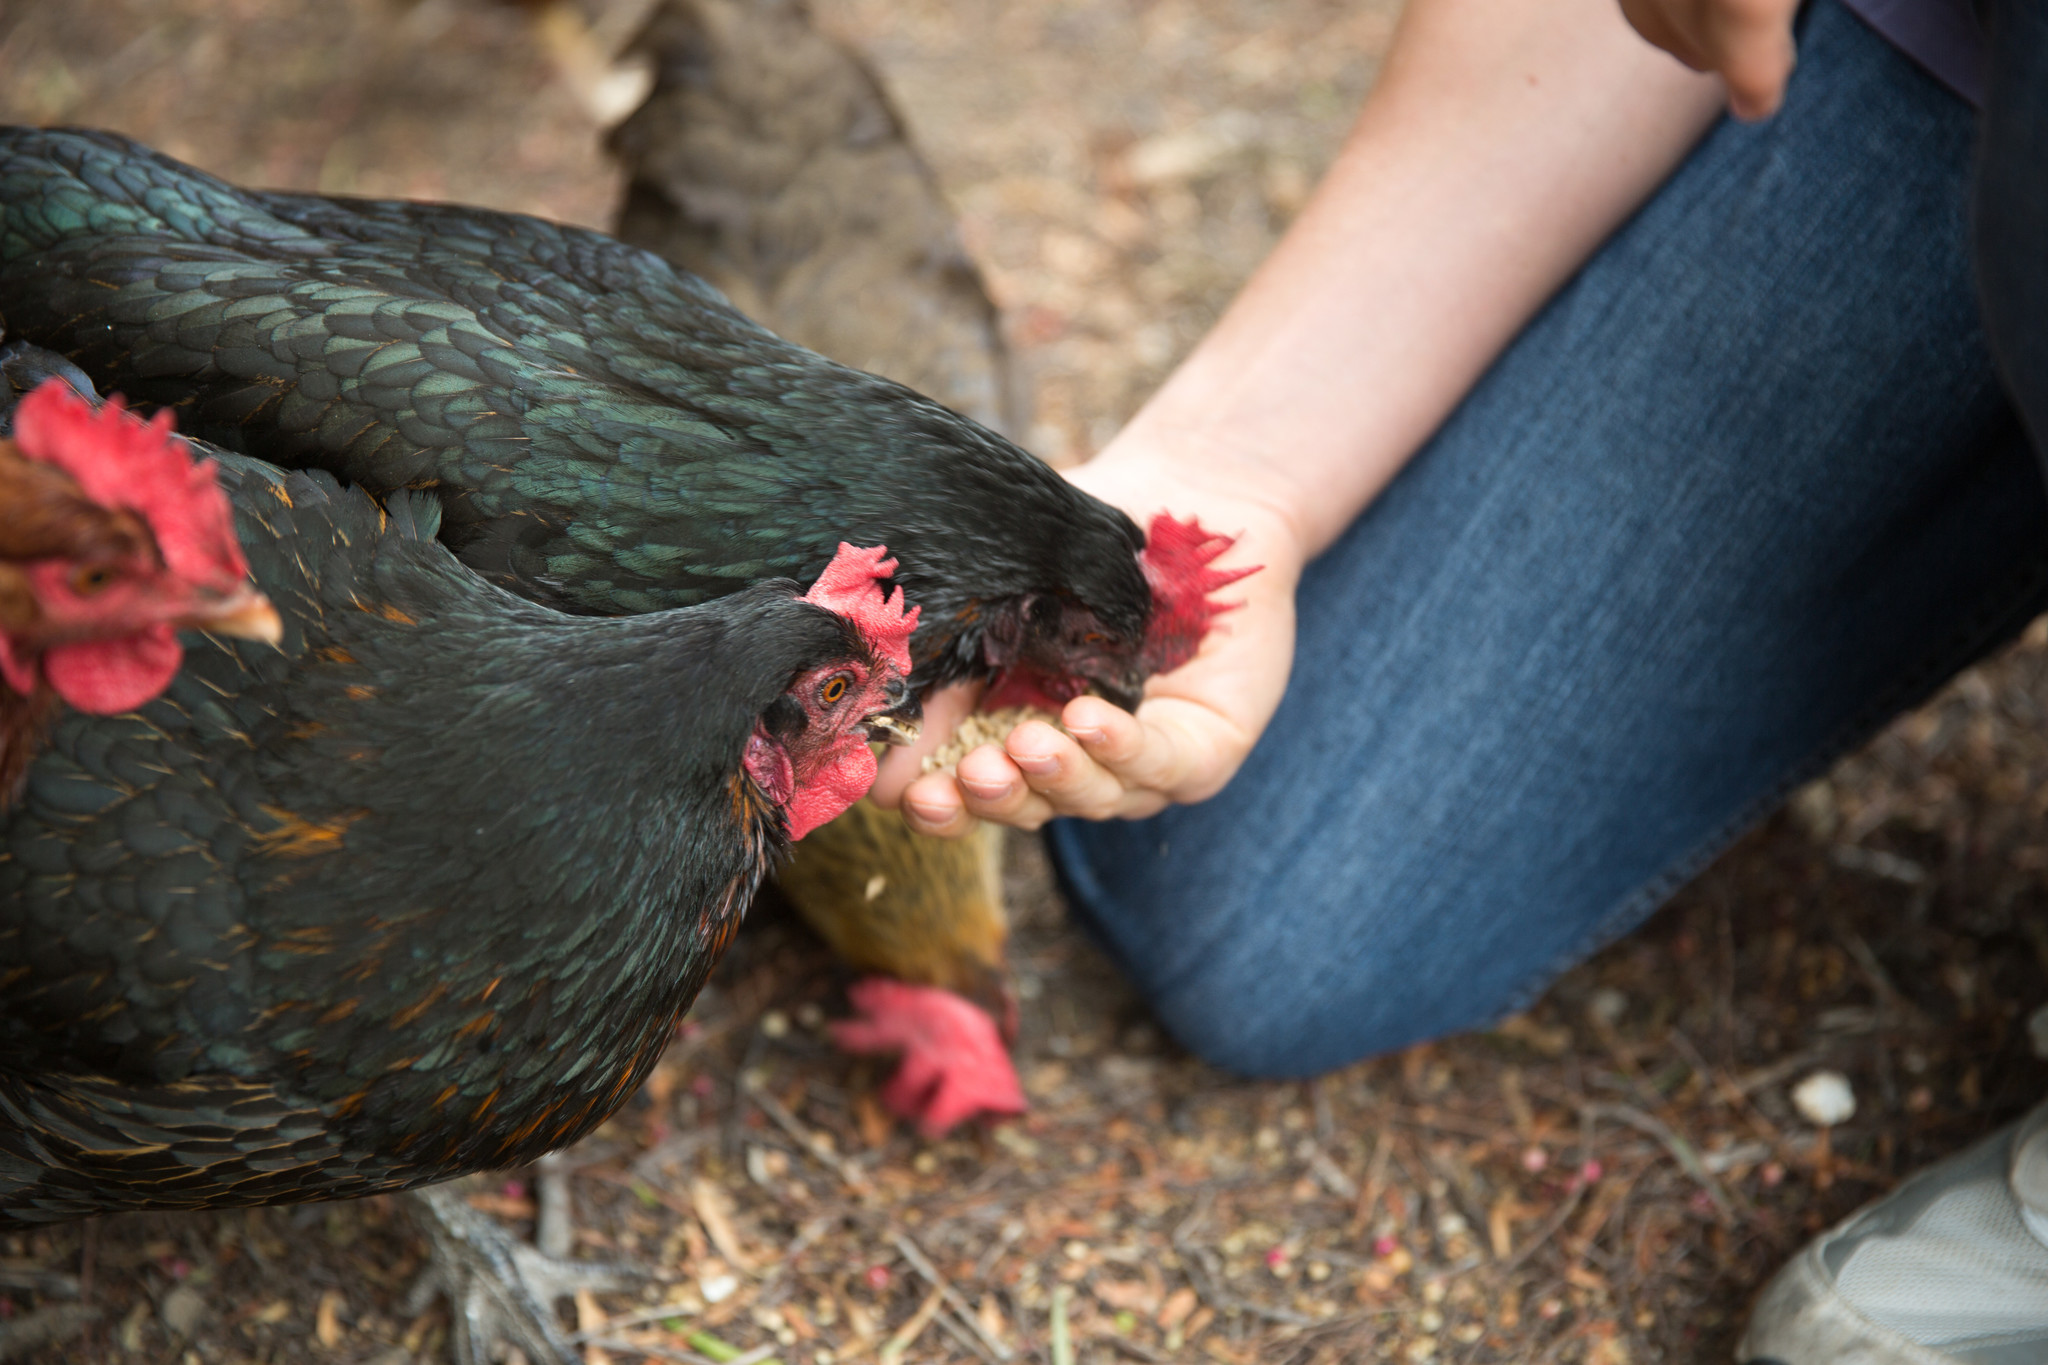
[1719,27,1795,118]
[954,743,1057,829]
[897,772,983,839]
[1059,695,1148,767]
[1618,0,1709,70]
[868,680,983,808]
[1004,720,1133,819]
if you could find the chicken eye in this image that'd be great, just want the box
[70,564,118,596]
[820,675,850,705]
[1081,631,1108,644]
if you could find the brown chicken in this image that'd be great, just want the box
[610,0,1027,1134]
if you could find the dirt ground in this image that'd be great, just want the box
[0,1,2043,1363]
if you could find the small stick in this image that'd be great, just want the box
[892,1231,1013,1362]
[1348,1128,1393,1237]
[1582,1102,1738,1223]
[1049,1287,1075,1365]
[879,1281,947,1365]
[744,1076,869,1191]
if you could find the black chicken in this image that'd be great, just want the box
[0,375,919,1362]
[0,124,1216,713]
[609,0,1034,1134]
[0,122,1253,1139]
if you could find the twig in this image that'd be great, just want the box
[536,1150,574,1260]
[76,1221,96,1302]
[0,1305,98,1364]
[1494,1160,1592,1276]
[1105,1333,1169,1362]
[0,1263,80,1298]
[743,1076,869,1191]
[972,1219,1025,1282]
[1170,1236,1318,1328]
[893,1230,1013,1362]
[582,1338,721,1364]
[1581,1102,1738,1223]
[879,1280,947,1365]
[931,1299,1004,1364]
[570,1304,692,1343]
[1348,1129,1393,1236]
[1665,1029,1782,1142]
[630,1129,716,1182]
[1295,1137,1359,1201]
[1049,1287,1074,1365]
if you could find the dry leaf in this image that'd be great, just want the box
[465,1191,538,1219]
[1093,1277,1159,1315]
[689,1178,755,1272]
[314,1290,344,1348]
[1156,1286,1198,1330]
[575,1287,611,1365]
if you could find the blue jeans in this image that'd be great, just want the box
[1048,0,2048,1078]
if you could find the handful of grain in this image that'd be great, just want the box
[920,706,1064,774]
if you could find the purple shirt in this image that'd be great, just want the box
[1839,0,1986,105]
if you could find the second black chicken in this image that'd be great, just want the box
[0,375,919,1362]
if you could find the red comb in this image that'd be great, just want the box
[1137,512,1258,675]
[11,380,247,590]
[804,543,918,675]
[828,978,1027,1137]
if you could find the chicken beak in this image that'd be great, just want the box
[1091,673,1146,714]
[865,713,921,747]
[193,587,284,645]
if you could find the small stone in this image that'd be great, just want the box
[759,1010,790,1039]
[160,1284,208,1339]
[700,1273,739,1304]
[1586,988,1627,1027]
[1792,1070,1857,1126]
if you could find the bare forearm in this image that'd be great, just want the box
[1097,0,1724,558]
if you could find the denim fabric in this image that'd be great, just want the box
[1976,0,2048,446]
[1048,0,2048,1078]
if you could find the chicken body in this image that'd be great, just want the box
[0,125,1155,704]
[609,0,1027,1134]
[0,433,907,1225]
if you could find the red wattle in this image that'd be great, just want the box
[0,635,42,699]
[785,739,877,841]
[41,627,183,715]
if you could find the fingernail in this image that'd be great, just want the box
[1009,752,1059,776]
[904,797,955,824]
[1066,726,1104,744]
[959,776,1015,800]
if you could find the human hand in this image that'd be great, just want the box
[1618,0,1799,119]
[872,439,1302,835]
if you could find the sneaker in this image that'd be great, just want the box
[1738,1100,2048,1364]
